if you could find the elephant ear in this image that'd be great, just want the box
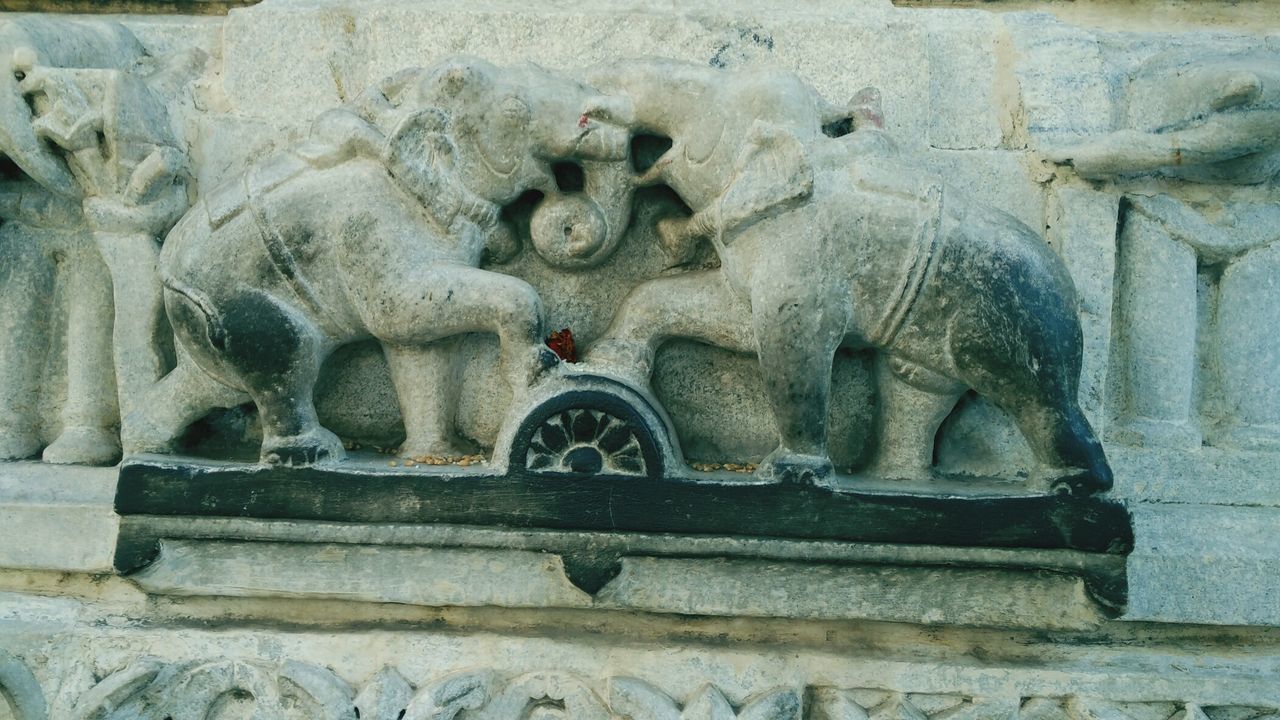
[382,106,464,230]
[418,57,496,107]
[383,106,502,233]
[384,106,452,168]
[716,120,813,235]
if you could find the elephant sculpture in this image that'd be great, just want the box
[581,59,1112,494]
[0,18,176,466]
[123,57,632,465]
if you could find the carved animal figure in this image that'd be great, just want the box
[1046,49,1280,183]
[124,58,631,465]
[1045,50,1280,451]
[585,59,1111,494]
[0,18,152,465]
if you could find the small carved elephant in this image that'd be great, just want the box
[125,57,632,465]
[585,59,1112,494]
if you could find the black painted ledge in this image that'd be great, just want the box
[114,454,1134,614]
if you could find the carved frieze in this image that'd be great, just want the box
[39,661,1280,720]
[0,14,1119,501]
[1043,48,1280,453]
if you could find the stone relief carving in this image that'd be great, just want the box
[0,19,1123,505]
[0,18,198,466]
[67,658,355,719]
[51,659,1280,720]
[1045,49,1280,184]
[1045,49,1280,451]
[111,54,1103,495]
[581,58,1110,492]
[123,57,629,465]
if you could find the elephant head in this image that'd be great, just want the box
[371,57,640,268]
[0,18,144,199]
[414,57,633,172]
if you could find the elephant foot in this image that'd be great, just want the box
[399,437,477,462]
[120,411,181,456]
[508,345,562,394]
[261,427,346,467]
[864,459,933,482]
[1047,469,1112,497]
[582,339,652,389]
[42,426,122,466]
[755,449,834,485]
[0,424,42,461]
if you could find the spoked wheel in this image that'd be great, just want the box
[507,375,673,480]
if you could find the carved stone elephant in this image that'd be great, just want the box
[583,59,1112,494]
[124,57,631,465]
[0,18,154,465]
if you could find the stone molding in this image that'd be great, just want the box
[20,661,1275,720]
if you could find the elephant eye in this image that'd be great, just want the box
[498,97,530,125]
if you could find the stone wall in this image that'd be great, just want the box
[2,0,1280,717]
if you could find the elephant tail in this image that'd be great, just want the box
[161,274,229,352]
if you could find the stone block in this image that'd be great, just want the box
[222,2,367,121]
[918,148,1045,231]
[1004,12,1115,145]
[0,463,117,574]
[922,10,1005,150]
[1047,181,1121,432]
[1126,504,1280,626]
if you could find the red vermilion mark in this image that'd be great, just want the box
[578,114,590,129]
[546,328,578,363]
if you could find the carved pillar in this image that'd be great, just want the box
[1112,204,1201,448]
[1214,240,1280,449]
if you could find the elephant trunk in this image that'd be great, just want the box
[581,159,635,254]
[0,18,144,198]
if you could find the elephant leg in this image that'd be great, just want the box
[0,224,53,459]
[588,270,755,388]
[1006,396,1113,495]
[166,286,342,467]
[383,338,473,459]
[95,231,169,419]
[361,265,557,399]
[121,348,247,456]
[43,243,121,466]
[867,356,964,480]
[949,315,1112,496]
[749,272,850,485]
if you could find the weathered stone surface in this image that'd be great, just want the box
[0,0,1279,712]
[1126,504,1280,626]
[924,11,1005,151]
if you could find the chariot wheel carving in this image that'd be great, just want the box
[509,379,669,479]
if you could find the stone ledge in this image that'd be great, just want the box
[0,463,117,573]
[116,519,1115,630]
[3,461,1279,628]
[0,0,256,13]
